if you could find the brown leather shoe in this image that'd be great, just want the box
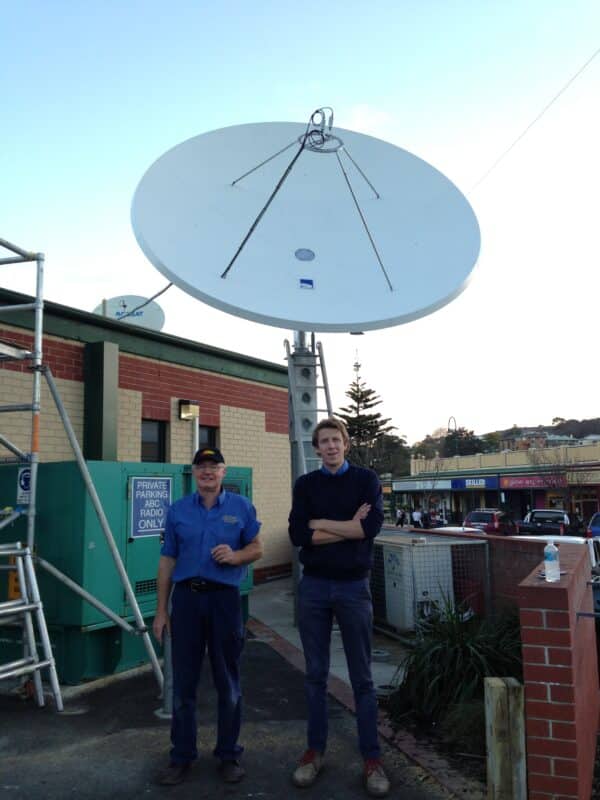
[157,762,191,785]
[220,760,246,783]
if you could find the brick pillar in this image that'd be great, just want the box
[518,543,600,800]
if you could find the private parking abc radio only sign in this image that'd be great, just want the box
[130,477,172,538]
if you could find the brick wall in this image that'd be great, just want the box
[118,354,288,434]
[0,324,84,382]
[488,536,555,611]
[518,543,600,799]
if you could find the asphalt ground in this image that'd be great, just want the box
[0,626,475,800]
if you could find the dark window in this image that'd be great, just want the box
[141,420,166,462]
[468,512,493,523]
[199,425,218,449]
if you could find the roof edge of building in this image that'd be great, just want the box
[0,287,288,388]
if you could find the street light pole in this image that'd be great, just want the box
[447,416,458,524]
[447,416,458,454]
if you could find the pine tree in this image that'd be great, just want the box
[337,362,396,467]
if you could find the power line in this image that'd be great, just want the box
[470,45,600,193]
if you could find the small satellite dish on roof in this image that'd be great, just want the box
[93,295,165,331]
[131,109,480,333]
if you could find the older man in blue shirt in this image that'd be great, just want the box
[153,447,262,787]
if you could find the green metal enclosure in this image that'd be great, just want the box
[0,461,254,684]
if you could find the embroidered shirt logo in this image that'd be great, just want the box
[223,515,238,524]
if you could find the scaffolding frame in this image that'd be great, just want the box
[0,238,163,705]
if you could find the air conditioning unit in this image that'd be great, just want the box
[382,539,453,630]
[371,533,488,632]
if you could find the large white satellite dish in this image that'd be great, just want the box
[131,110,480,332]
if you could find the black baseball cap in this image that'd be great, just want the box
[193,447,225,465]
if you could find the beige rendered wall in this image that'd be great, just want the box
[220,405,292,571]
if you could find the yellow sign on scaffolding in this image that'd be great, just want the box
[7,556,20,599]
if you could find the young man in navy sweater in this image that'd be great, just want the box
[288,417,390,798]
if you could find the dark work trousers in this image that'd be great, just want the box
[169,582,244,764]
[298,575,380,760]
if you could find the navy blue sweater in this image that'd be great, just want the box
[288,464,384,580]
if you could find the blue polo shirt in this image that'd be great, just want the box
[161,490,261,586]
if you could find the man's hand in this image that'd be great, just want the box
[152,609,170,643]
[353,503,371,521]
[211,544,240,565]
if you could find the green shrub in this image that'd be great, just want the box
[437,701,486,756]
[388,598,522,727]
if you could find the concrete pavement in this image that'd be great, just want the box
[0,576,485,800]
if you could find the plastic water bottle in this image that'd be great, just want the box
[544,540,560,582]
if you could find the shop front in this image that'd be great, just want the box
[392,478,453,523]
[499,474,565,520]
[450,476,500,521]
[498,473,600,524]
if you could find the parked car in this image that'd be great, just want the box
[463,508,517,535]
[586,512,600,538]
[517,509,581,536]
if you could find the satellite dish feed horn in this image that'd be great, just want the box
[221,107,384,282]
[223,108,390,288]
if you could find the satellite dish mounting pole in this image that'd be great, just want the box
[286,330,333,624]
[286,331,320,483]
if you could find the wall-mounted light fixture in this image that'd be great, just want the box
[178,399,200,421]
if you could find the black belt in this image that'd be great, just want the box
[181,577,232,593]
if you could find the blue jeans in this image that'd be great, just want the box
[298,575,380,760]
[169,582,244,764]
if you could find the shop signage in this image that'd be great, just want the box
[451,477,498,490]
[392,479,452,491]
[130,476,172,538]
[500,475,566,489]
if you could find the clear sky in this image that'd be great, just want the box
[2,1,599,444]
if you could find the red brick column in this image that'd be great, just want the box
[518,543,600,800]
